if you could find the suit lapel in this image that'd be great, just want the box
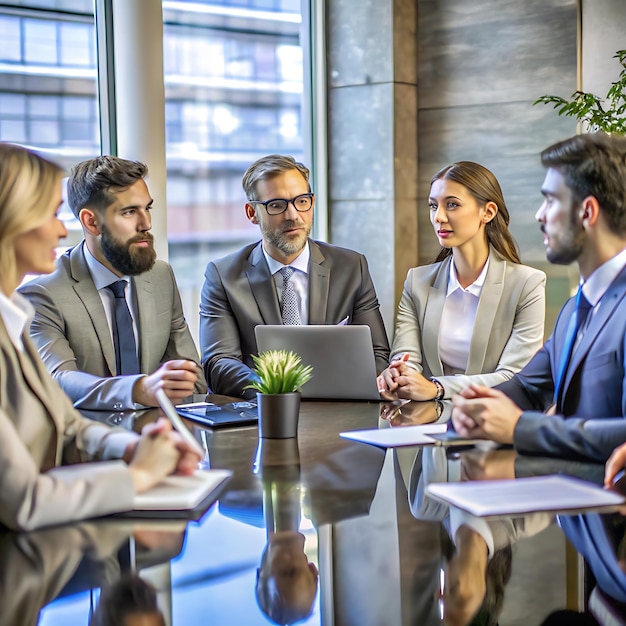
[70,246,117,375]
[563,268,626,394]
[247,243,282,324]
[466,254,505,374]
[422,259,450,377]
[17,337,62,464]
[308,241,329,324]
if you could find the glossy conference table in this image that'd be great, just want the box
[6,399,626,626]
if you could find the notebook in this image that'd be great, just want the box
[425,475,626,518]
[254,324,381,400]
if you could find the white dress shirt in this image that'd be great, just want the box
[0,290,33,352]
[263,243,310,325]
[438,257,490,374]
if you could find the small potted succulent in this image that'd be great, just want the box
[246,350,313,438]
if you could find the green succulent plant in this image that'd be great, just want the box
[245,349,313,395]
[533,49,626,134]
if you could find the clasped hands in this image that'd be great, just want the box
[377,353,439,401]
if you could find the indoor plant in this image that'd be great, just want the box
[246,350,313,438]
[533,49,626,134]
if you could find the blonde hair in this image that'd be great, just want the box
[0,143,64,292]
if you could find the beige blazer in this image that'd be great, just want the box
[391,251,546,398]
[0,318,137,531]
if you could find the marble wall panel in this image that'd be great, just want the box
[331,198,396,337]
[328,83,395,201]
[327,0,394,88]
[418,0,578,109]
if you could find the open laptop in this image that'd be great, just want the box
[254,325,381,401]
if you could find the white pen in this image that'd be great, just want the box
[155,388,204,455]
[337,316,349,325]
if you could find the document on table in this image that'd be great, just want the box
[339,423,448,448]
[425,475,626,518]
[132,469,232,512]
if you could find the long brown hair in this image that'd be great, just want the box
[431,161,521,264]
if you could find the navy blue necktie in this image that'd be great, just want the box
[554,287,591,407]
[107,280,140,375]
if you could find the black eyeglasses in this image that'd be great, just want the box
[249,193,314,215]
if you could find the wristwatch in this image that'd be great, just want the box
[430,377,445,401]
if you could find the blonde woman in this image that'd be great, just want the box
[0,143,201,531]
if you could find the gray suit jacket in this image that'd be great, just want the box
[504,266,626,461]
[19,244,206,410]
[391,251,546,398]
[0,315,137,531]
[199,239,390,399]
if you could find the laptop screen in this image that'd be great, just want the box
[254,325,381,401]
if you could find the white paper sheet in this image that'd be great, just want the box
[339,424,448,448]
[426,475,626,518]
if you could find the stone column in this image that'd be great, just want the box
[326,0,418,335]
[112,0,168,261]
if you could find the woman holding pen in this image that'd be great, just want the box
[0,142,201,531]
[378,161,546,403]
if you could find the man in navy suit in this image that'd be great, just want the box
[452,132,626,461]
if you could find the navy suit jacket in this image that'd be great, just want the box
[501,266,626,461]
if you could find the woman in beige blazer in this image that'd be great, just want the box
[0,143,201,531]
[378,161,546,402]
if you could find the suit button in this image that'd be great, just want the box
[113,402,123,410]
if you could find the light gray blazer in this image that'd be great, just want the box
[0,317,137,531]
[19,244,207,410]
[391,251,546,398]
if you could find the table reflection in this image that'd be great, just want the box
[13,399,626,625]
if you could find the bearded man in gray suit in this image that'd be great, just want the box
[200,154,389,400]
[452,133,626,462]
[19,156,206,411]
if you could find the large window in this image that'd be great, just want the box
[0,2,99,245]
[162,0,306,342]
[0,1,306,342]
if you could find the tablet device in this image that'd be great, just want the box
[175,401,258,429]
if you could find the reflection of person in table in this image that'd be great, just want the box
[90,574,165,626]
[255,439,318,624]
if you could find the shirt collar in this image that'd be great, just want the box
[83,241,129,290]
[581,246,626,307]
[0,289,34,350]
[446,255,490,297]
[264,241,310,276]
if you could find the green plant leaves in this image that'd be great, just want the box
[245,349,313,395]
[533,49,626,135]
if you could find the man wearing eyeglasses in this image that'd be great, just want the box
[200,154,390,400]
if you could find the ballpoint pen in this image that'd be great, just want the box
[155,388,204,455]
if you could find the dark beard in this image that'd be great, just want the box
[545,201,585,266]
[100,225,156,276]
